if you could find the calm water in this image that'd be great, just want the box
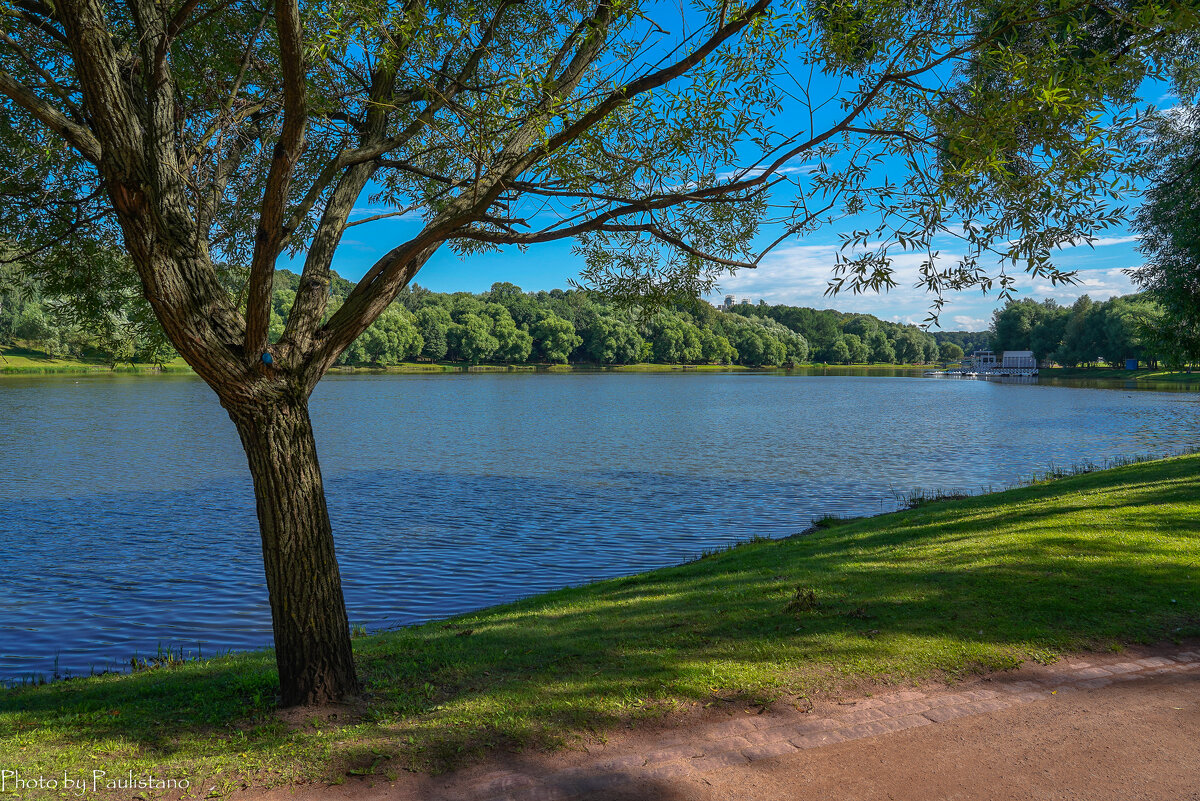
[1,371,1197,682]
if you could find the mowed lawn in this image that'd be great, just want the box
[0,346,191,374]
[2,455,1198,795]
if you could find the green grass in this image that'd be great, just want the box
[334,361,759,373]
[8,347,1197,382]
[1041,366,1200,384]
[0,346,1046,378]
[1,346,936,377]
[0,346,191,375]
[3,455,1199,796]
[606,362,753,371]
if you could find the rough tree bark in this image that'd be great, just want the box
[228,383,359,706]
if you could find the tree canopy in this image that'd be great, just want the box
[2,0,1195,366]
[5,267,959,367]
[987,292,1170,367]
[1131,104,1200,365]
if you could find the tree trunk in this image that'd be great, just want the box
[228,389,359,706]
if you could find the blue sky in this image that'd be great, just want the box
[716,233,1144,331]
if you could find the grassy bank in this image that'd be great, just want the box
[3,455,1199,796]
[0,346,191,375]
[2,344,938,376]
[286,361,935,375]
[333,362,922,373]
[333,361,762,373]
[7,344,1199,383]
[1040,366,1200,384]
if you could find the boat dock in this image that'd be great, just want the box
[926,350,1039,378]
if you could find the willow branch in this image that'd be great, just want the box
[0,69,102,163]
[244,0,307,357]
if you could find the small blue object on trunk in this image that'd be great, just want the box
[1125,358,1138,371]
[262,352,273,366]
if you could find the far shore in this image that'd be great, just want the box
[4,346,1199,384]
[0,346,945,376]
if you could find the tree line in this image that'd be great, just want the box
[15,258,1185,371]
[986,293,1189,368]
[3,263,957,368]
[263,272,951,368]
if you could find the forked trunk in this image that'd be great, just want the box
[229,390,359,706]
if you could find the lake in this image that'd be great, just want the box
[1,370,1197,683]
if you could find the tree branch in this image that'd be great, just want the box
[0,69,102,163]
[244,0,308,358]
[513,0,771,177]
[463,220,756,269]
[153,0,204,77]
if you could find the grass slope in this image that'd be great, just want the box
[1040,366,1200,384]
[2,455,1198,795]
[0,346,190,375]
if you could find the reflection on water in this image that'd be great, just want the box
[0,371,1196,681]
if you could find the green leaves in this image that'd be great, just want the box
[1130,103,1200,366]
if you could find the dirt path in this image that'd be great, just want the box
[252,646,1200,801]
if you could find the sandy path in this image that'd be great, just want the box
[249,646,1200,801]
[656,664,1200,801]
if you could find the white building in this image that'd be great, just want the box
[968,350,997,371]
[1001,350,1037,374]
[941,348,1038,377]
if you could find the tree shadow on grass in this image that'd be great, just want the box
[0,650,291,763]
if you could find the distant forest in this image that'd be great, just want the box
[2,265,950,367]
[353,278,951,367]
[0,260,1176,369]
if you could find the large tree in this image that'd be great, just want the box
[0,0,1191,705]
[1133,104,1200,353]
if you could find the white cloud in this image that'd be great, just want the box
[714,234,1143,331]
[952,315,990,330]
[718,162,820,180]
[721,243,841,303]
[1028,267,1136,301]
[716,243,988,326]
[1061,235,1141,249]
[778,163,819,175]
[338,238,380,253]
